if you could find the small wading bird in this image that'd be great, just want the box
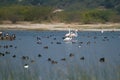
[101,30,104,33]
[0,31,2,36]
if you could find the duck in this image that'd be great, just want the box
[24,64,29,69]
[99,57,105,62]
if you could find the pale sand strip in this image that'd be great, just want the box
[0,23,120,31]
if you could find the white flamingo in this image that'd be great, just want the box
[65,29,71,37]
[64,37,72,41]
[70,30,78,37]
[64,29,78,42]
[65,29,78,37]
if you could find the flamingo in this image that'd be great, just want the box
[65,29,71,37]
[70,30,78,37]
[65,29,78,37]
[64,36,72,41]
[64,29,78,42]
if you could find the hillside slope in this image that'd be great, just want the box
[0,0,120,11]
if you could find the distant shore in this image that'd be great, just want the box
[0,22,120,31]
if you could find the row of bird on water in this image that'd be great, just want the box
[0,31,16,40]
[0,29,105,42]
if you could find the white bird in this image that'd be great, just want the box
[24,64,29,69]
[65,29,78,37]
[70,30,78,37]
[101,30,104,33]
[65,29,71,37]
[64,37,72,41]
[0,31,2,36]
[78,45,81,48]
[0,31,2,34]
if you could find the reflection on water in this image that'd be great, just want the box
[0,30,120,80]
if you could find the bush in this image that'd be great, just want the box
[0,5,119,24]
[0,5,53,23]
[81,9,117,24]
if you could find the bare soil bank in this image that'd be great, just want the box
[0,22,120,31]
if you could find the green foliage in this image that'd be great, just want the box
[50,11,82,23]
[51,12,67,22]
[81,9,116,24]
[0,5,53,23]
[0,0,120,11]
[64,11,82,23]
[52,9,120,23]
[0,4,120,23]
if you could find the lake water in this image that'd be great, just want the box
[0,30,120,80]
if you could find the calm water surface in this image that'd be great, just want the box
[0,30,120,80]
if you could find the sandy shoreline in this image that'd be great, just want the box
[0,23,120,31]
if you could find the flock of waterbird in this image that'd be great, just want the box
[0,30,119,69]
[0,31,16,41]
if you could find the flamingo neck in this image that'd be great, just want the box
[75,30,78,36]
[69,29,70,34]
